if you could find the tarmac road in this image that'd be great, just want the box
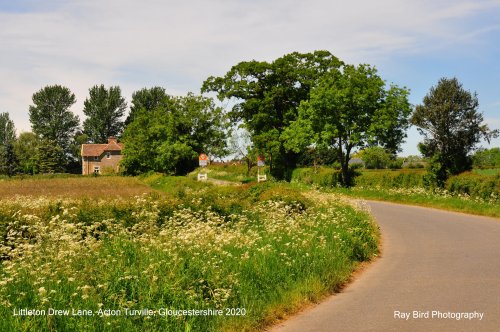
[270,201,500,332]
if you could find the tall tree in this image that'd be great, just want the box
[125,87,171,125]
[13,132,39,174]
[29,85,79,155]
[37,139,66,174]
[0,112,17,175]
[284,64,411,186]
[202,51,343,180]
[411,77,499,186]
[83,85,126,143]
[122,93,228,175]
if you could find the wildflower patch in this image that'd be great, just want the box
[0,178,379,331]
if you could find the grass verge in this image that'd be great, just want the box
[329,186,500,218]
[0,175,379,331]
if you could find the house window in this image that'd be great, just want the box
[93,166,100,174]
[94,156,99,161]
[106,152,111,159]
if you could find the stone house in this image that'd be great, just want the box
[81,137,124,175]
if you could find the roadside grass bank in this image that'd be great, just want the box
[328,186,500,218]
[291,168,499,218]
[0,175,379,331]
[187,164,270,184]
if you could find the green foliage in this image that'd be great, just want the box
[291,167,343,187]
[0,181,378,331]
[0,112,17,175]
[125,86,171,125]
[296,146,338,167]
[37,139,66,174]
[292,64,411,186]
[445,172,499,200]
[247,182,311,210]
[83,85,126,143]
[334,186,499,218]
[358,146,392,169]
[203,51,343,180]
[0,112,16,146]
[13,132,39,174]
[354,169,425,188]
[403,155,425,169]
[412,77,499,186]
[29,85,80,156]
[473,148,500,168]
[388,157,404,169]
[121,93,227,175]
[473,168,500,175]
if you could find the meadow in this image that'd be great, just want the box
[0,175,379,331]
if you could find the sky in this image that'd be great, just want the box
[1,0,499,156]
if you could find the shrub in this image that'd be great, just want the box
[354,170,425,188]
[445,172,499,201]
[291,167,343,187]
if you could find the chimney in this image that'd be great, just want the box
[108,137,118,144]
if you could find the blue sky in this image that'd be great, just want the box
[1,0,499,156]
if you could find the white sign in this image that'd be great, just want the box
[257,155,265,167]
[199,154,208,167]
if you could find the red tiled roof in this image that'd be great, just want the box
[81,142,124,157]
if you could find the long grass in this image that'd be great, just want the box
[0,175,154,199]
[0,176,379,331]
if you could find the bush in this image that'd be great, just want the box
[354,170,425,188]
[291,167,343,187]
[445,172,499,201]
[359,146,391,169]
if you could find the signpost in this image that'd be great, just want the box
[198,153,208,181]
[257,155,267,182]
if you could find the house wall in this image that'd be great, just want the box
[82,151,123,175]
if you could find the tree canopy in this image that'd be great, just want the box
[125,87,171,126]
[83,85,126,143]
[202,50,343,180]
[284,64,411,186]
[29,85,80,154]
[13,132,39,175]
[411,77,499,185]
[121,93,228,175]
[0,112,17,175]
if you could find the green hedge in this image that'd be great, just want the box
[291,167,343,187]
[445,172,499,200]
[354,170,425,188]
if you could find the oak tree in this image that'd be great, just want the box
[202,51,343,180]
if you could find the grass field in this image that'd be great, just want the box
[0,175,154,198]
[0,175,379,331]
